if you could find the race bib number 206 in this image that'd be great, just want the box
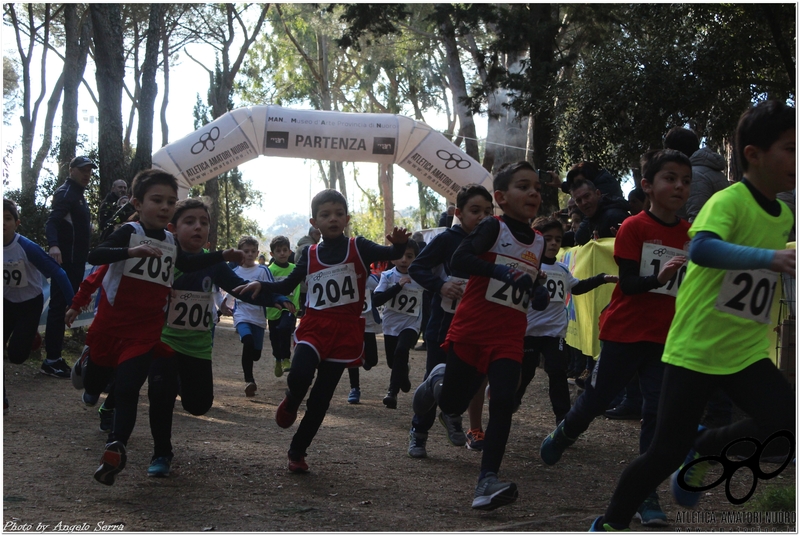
[167,291,213,331]
[123,234,176,287]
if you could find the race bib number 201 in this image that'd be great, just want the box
[123,234,176,287]
[715,269,779,324]
[307,263,360,310]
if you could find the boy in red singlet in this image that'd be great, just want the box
[234,189,410,473]
[413,161,549,511]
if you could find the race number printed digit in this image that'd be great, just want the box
[485,255,537,313]
[386,285,423,317]
[544,270,567,303]
[123,234,176,287]
[3,260,28,288]
[167,291,214,331]
[440,276,467,312]
[640,243,687,297]
[715,269,779,324]
[306,263,360,310]
[362,287,373,314]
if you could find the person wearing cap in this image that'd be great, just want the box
[42,156,95,378]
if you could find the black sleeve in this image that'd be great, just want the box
[87,225,136,265]
[574,219,592,246]
[571,274,609,295]
[616,258,662,295]
[408,234,455,294]
[213,264,281,307]
[175,249,226,273]
[356,236,406,266]
[451,217,500,278]
[258,247,307,295]
[373,283,403,307]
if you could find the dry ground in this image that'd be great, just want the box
[3,317,795,532]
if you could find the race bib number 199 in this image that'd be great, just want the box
[307,263,360,310]
[123,234,176,287]
[3,260,28,287]
[167,291,213,331]
[485,255,537,313]
[715,269,779,324]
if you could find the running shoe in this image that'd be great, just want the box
[634,492,668,526]
[274,359,284,378]
[589,516,627,531]
[472,472,518,511]
[383,390,397,409]
[147,456,172,478]
[281,359,291,374]
[40,357,71,378]
[540,420,576,465]
[288,453,308,473]
[245,382,257,397]
[407,430,428,459]
[347,387,361,404]
[82,391,100,407]
[275,394,298,428]
[71,346,90,390]
[438,411,466,446]
[94,441,127,486]
[466,428,485,451]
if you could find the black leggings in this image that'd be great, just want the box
[384,328,418,392]
[517,336,570,422]
[438,346,521,478]
[604,360,795,526]
[4,295,43,364]
[286,344,346,458]
[241,335,262,383]
[348,332,378,388]
[148,352,214,459]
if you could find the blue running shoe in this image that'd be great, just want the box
[590,516,629,531]
[147,456,172,478]
[671,426,709,508]
[540,420,576,465]
[348,387,361,404]
[634,492,668,526]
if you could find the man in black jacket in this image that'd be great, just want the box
[42,156,95,377]
[571,178,630,246]
[98,179,128,230]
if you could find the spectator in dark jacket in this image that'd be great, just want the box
[560,161,624,199]
[437,204,455,228]
[571,178,630,246]
[42,155,95,378]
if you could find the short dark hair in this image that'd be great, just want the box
[270,235,290,251]
[663,127,700,158]
[628,187,646,203]
[736,100,795,172]
[566,161,601,183]
[171,198,210,225]
[404,238,420,256]
[532,216,564,235]
[131,169,178,202]
[455,183,493,210]
[641,149,692,182]
[493,161,536,192]
[237,235,258,249]
[3,198,19,221]
[311,189,348,218]
[571,177,598,193]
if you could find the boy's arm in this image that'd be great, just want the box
[67,266,107,311]
[373,284,403,307]
[20,237,76,305]
[212,264,289,308]
[88,225,137,265]
[408,233,454,294]
[450,217,500,278]
[571,273,613,295]
[355,235,406,266]
[573,218,592,246]
[689,231,777,270]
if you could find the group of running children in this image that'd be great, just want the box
[2,100,794,528]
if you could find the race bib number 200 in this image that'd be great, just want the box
[123,234,176,287]
[307,263,360,310]
[715,269,779,324]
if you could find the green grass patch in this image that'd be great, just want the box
[746,483,795,514]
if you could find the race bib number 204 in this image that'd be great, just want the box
[307,263,360,310]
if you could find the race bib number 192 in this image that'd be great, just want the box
[123,234,176,287]
[386,286,422,317]
[715,269,779,324]
[307,263,360,310]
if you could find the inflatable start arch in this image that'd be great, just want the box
[152,106,493,200]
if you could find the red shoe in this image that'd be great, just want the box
[275,396,297,428]
[288,454,308,473]
[31,332,42,351]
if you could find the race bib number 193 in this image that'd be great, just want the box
[123,234,176,287]
[715,269,779,324]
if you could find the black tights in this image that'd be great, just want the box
[604,360,795,526]
[241,335,262,383]
[384,329,418,392]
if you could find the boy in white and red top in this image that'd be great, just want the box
[413,161,549,511]
[234,189,410,474]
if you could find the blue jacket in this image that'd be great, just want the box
[45,178,92,264]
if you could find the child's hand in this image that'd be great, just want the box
[492,264,535,291]
[656,255,687,284]
[64,308,79,327]
[440,280,465,300]
[277,300,297,315]
[129,244,163,258]
[604,274,619,284]
[232,281,261,298]
[218,301,233,316]
[222,248,245,265]
[399,275,412,286]
[771,249,796,277]
[386,227,411,245]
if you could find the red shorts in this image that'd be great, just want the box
[442,339,522,376]
[85,330,173,368]
[294,315,365,368]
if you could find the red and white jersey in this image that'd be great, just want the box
[303,238,367,319]
[447,217,545,346]
[91,222,176,342]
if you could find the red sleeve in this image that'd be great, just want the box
[69,265,108,310]
[613,216,643,263]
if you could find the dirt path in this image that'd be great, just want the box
[3,317,795,532]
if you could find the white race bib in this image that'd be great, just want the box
[3,260,28,288]
[715,269,779,324]
[362,288,373,314]
[166,291,213,331]
[123,234,176,287]
[639,243,687,297]
[386,285,423,317]
[440,276,467,313]
[543,270,567,303]
[485,255,538,313]
[306,263,360,310]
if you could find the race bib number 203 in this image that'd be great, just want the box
[123,234,176,287]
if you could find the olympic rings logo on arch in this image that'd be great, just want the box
[191,127,221,155]
[436,150,471,170]
[676,429,795,505]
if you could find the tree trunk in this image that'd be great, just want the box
[159,24,170,147]
[91,4,126,198]
[379,163,394,244]
[127,3,162,182]
[58,6,92,184]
